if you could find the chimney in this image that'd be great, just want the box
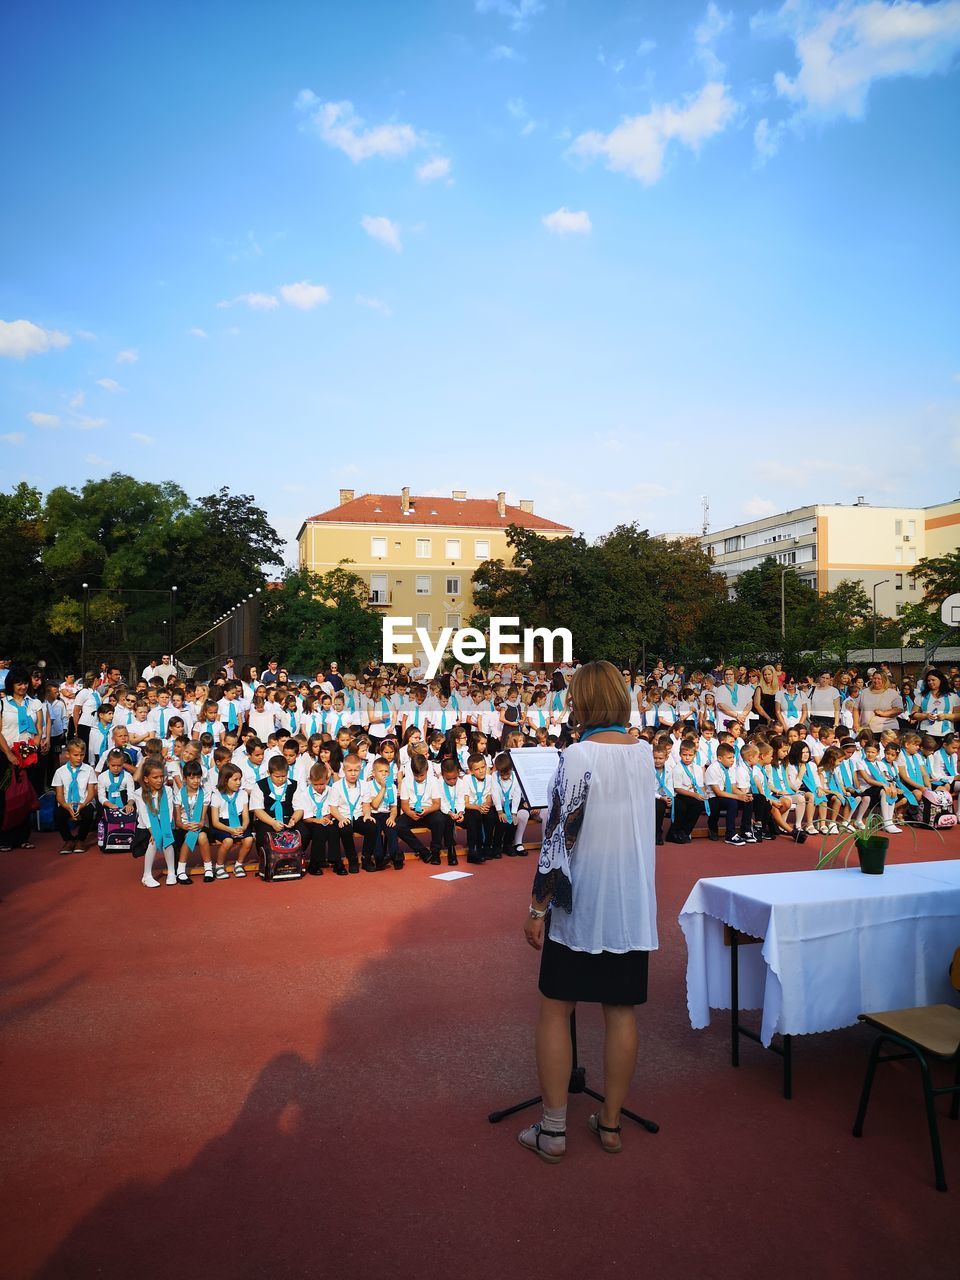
[452,489,466,501]
[519,499,534,514]
[497,491,506,518]
[339,488,355,505]
[401,486,411,515]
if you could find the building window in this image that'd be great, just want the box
[415,612,431,631]
[371,536,387,558]
[908,574,917,590]
[895,602,904,616]
[907,519,916,537]
[723,536,741,554]
[446,613,461,630]
[474,539,490,560]
[415,575,431,596]
[416,538,432,558]
[775,551,796,565]
[895,573,903,590]
[895,546,903,564]
[445,538,461,560]
[895,518,902,536]
[907,546,916,564]
[369,573,388,604]
[445,576,460,596]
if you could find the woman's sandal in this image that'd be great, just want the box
[176,872,192,885]
[588,1113,623,1154]
[234,863,246,878]
[517,1123,566,1164]
[203,870,215,883]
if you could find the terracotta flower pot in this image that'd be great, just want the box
[856,835,889,876]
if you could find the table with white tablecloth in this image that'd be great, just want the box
[679,861,960,1047]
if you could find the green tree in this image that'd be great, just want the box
[259,564,381,672]
[897,549,960,647]
[0,483,50,658]
[816,578,874,661]
[701,557,818,665]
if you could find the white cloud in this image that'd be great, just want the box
[295,90,423,162]
[763,0,960,121]
[189,327,208,338]
[542,207,593,235]
[637,38,658,56]
[744,496,778,518]
[76,416,107,429]
[216,292,279,310]
[84,453,111,467]
[27,411,60,428]
[355,294,393,317]
[416,155,452,182]
[491,43,521,60]
[96,377,121,392]
[475,0,545,31]
[598,47,627,74]
[130,432,154,444]
[753,116,787,162]
[75,329,97,341]
[67,391,85,410]
[572,81,737,184]
[116,348,138,364]
[0,319,71,360]
[0,433,25,445]
[361,215,403,252]
[507,96,538,135]
[695,2,733,76]
[279,281,331,310]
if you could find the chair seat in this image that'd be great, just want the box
[859,1006,960,1059]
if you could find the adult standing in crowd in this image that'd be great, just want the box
[911,667,959,738]
[0,667,46,850]
[327,662,345,692]
[808,671,840,730]
[519,660,657,1163]
[260,658,280,686]
[855,670,904,734]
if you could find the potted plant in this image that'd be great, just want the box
[816,811,938,875]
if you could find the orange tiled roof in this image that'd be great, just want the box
[304,493,573,532]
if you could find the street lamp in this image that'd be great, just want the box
[872,579,890,664]
[780,565,795,640]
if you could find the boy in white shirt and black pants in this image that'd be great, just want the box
[53,738,98,854]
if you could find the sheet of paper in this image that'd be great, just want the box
[509,747,560,810]
[430,870,474,881]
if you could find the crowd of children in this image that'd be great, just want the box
[2,656,957,881]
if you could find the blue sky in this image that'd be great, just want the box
[2,0,959,560]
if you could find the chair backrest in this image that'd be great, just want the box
[951,946,960,993]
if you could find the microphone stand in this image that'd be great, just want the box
[488,1011,659,1132]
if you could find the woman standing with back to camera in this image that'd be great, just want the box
[519,660,658,1163]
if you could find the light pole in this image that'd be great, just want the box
[872,579,890,665]
[780,565,796,641]
[81,583,90,675]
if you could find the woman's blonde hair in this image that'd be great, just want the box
[568,660,631,732]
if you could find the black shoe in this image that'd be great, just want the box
[176,872,193,884]
[331,861,348,876]
[504,846,517,856]
[419,852,432,864]
[308,866,324,876]
[515,845,528,856]
[665,832,681,843]
[430,852,442,865]
[392,856,405,869]
[374,859,389,872]
[362,858,376,872]
[447,851,459,866]
[466,853,484,865]
[655,836,664,846]
[796,830,808,844]
[348,861,360,874]
[708,831,720,842]
[203,869,215,882]
[486,849,502,860]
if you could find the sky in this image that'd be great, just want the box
[2,0,959,562]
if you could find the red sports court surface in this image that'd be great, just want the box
[1,832,958,1280]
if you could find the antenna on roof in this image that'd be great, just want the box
[701,495,710,537]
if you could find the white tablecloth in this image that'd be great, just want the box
[679,860,960,1046]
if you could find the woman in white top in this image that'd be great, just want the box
[808,672,840,729]
[520,660,657,1164]
[910,668,958,739]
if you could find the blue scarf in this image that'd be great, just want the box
[411,777,428,814]
[12,698,37,736]
[106,772,126,807]
[803,763,826,803]
[379,696,391,727]
[340,780,360,820]
[219,789,241,827]
[442,780,459,812]
[307,784,326,818]
[681,761,710,814]
[772,763,794,795]
[225,701,238,732]
[497,777,514,822]
[288,710,298,734]
[145,787,174,848]
[91,723,110,760]
[65,763,84,805]
[939,748,956,778]
[551,691,564,713]
[267,779,287,822]
[179,786,204,851]
[783,693,799,721]
[157,708,168,737]
[921,693,951,734]
[750,765,771,800]
[470,776,486,805]
[307,713,321,736]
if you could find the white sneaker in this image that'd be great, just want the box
[805,824,818,834]
[165,872,177,886]
[142,874,160,888]
[827,822,840,835]
[883,823,902,834]
[853,819,866,830]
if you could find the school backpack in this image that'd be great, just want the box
[98,811,138,853]
[257,829,304,881]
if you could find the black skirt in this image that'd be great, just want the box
[538,919,649,1006]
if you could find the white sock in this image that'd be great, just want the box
[177,860,187,876]
[163,845,176,884]
[514,811,530,843]
[203,860,213,871]
[542,1104,567,1136]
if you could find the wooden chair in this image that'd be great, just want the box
[852,946,960,1192]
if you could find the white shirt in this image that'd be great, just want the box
[775,690,807,727]
[296,780,333,819]
[247,707,279,740]
[330,778,364,822]
[399,772,439,813]
[490,774,521,815]
[87,720,115,764]
[361,778,398,812]
[462,773,492,806]
[217,697,246,732]
[1,694,44,743]
[714,684,752,729]
[669,759,706,795]
[705,760,748,794]
[192,719,225,744]
[97,769,134,806]
[437,775,468,815]
[52,761,97,799]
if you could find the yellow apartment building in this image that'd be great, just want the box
[701,497,960,619]
[296,488,573,663]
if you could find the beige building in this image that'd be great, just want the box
[701,497,960,619]
[297,488,573,660]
